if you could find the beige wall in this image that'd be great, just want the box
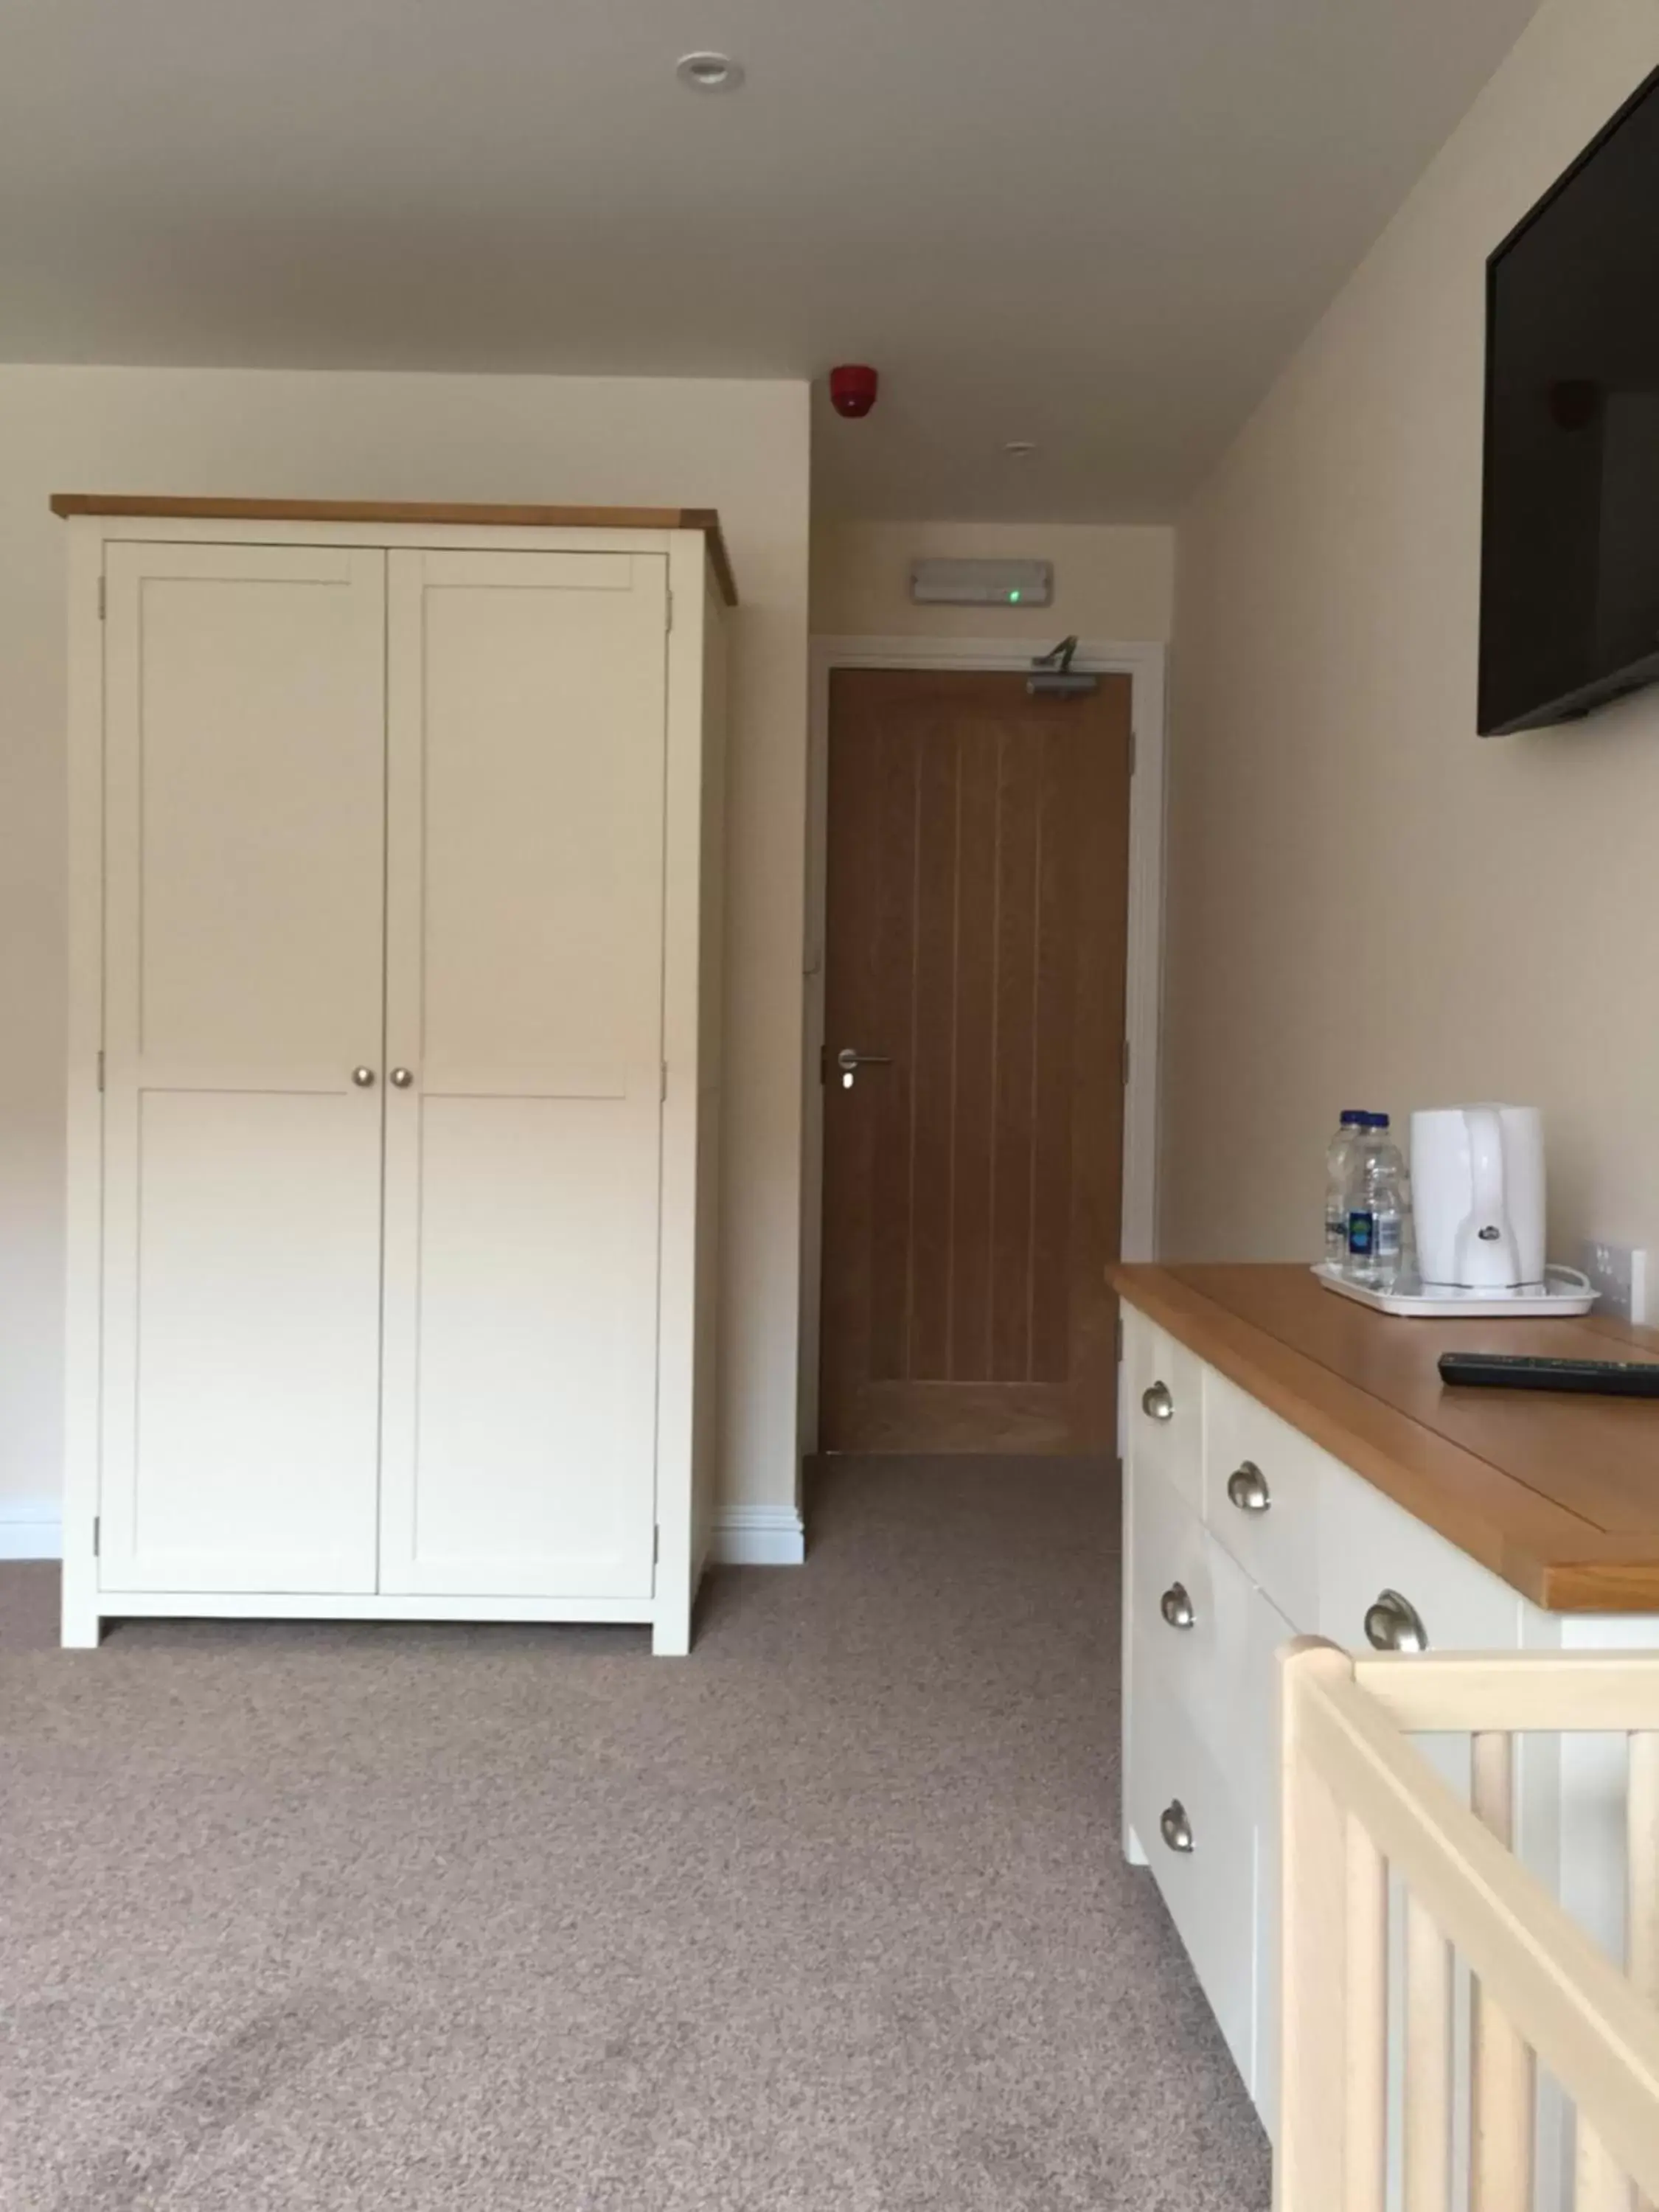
[1164,0,1659,1270]
[812,519,1175,641]
[0,365,810,1535]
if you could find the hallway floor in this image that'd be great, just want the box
[0,1458,1267,2211]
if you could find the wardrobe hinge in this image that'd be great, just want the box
[666,591,674,634]
[653,1526,660,1565]
[97,576,106,621]
[96,1050,105,1093]
[93,1515,100,1557]
[660,1062,668,1104]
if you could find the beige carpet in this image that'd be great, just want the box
[0,1458,1268,2211]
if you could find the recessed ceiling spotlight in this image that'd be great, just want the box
[677,51,745,91]
[1004,440,1037,459]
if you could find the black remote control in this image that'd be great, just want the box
[1439,1351,1659,1399]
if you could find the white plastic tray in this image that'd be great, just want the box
[1311,1261,1597,1320]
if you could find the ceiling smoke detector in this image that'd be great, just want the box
[676,51,745,92]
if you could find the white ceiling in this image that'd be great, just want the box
[0,0,1540,521]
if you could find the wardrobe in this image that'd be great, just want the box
[54,498,731,1656]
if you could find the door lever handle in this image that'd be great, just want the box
[835,1046,893,1091]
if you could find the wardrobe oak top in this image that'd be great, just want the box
[49,495,739,605]
[1112,1262,1659,1614]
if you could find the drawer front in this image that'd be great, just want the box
[1122,1306,1204,1512]
[1128,1455,1210,1677]
[1128,1651,1256,2090]
[1204,1371,1323,1628]
[1130,1470,1295,1817]
[1316,1458,1522,1656]
[1232,1572,1297,1826]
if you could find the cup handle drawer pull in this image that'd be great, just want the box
[1141,1380,1175,1422]
[1364,1587,1429,1653]
[1225,1461,1271,1514]
[1159,1800,1194,1854]
[1159,1582,1195,1630]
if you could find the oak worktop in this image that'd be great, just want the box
[1110,1262,1659,1612]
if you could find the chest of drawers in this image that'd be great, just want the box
[1116,1264,1659,2149]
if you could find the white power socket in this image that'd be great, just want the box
[1579,1239,1650,1323]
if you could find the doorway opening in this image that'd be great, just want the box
[804,640,1166,1460]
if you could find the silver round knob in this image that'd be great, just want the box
[1226,1461,1271,1514]
[351,1066,376,1088]
[1141,1380,1175,1423]
[1159,1800,1194,1854]
[1364,1588,1428,1654]
[389,1068,414,1088]
[1160,1582,1195,1631]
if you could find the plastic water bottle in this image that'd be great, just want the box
[1344,1115,1408,1290]
[1324,1111,1369,1265]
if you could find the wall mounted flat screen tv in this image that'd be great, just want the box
[1481,65,1659,735]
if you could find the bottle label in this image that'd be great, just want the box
[1347,1210,1375,1259]
[1376,1214,1402,1260]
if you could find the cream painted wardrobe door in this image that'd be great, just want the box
[380,551,669,1599]
[99,543,387,1594]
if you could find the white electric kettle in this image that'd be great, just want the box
[1410,1105,1546,1290]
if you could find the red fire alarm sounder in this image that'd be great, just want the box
[828,364,879,418]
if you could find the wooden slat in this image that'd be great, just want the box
[1578,2119,1635,2212]
[1029,727,1075,1385]
[1113,1263,1659,1612]
[867,722,920,1385]
[1631,1733,1659,2006]
[1632,1731,1659,2212]
[948,722,999,1382]
[908,721,959,1381]
[989,726,1039,1385]
[1355,1654,1659,1735]
[1404,1893,1453,2212]
[1278,1642,1354,2211]
[1470,1731,1534,2212]
[1470,1731,1515,1850]
[1284,1652,1659,2202]
[49,495,740,602]
[1345,1818,1389,2212]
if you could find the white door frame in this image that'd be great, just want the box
[800,633,1168,1453]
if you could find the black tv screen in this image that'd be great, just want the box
[1481,66,1659,736]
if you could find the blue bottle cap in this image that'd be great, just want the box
[1340,1110,1366,1124]
[1370,1113,1391,1128]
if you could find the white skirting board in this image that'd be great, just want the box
[0,1500,62,1561]
[2,1505,806,1570]
[709,1506,806,1568]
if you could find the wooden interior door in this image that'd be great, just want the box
[378,549,669,1599]
[819,667,1133,1453]
[98,543,389,1592]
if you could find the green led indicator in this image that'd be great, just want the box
[1009,589,1022,602]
